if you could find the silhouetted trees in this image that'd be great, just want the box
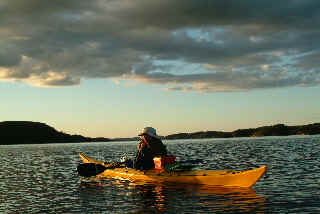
[0,121,110,145]
[165,123,320,140]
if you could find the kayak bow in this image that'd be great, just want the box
[78,152,267,188]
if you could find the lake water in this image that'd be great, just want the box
[0,135,319,213]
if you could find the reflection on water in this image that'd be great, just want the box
[79,178,266,213]
[0,136,320,213]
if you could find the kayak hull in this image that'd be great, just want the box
[78,152,267,188]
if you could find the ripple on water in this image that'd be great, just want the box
[0,136,320,213]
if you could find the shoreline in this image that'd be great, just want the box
[1,121,319,145]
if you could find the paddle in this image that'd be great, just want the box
[77,163,107,177]
[178,159,203,165]
[163,159,203,172]
[77,159,203,177]
[77,161,127,177]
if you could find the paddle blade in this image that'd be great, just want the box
[77,163,106,177]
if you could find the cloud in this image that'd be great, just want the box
[0,0,320,92]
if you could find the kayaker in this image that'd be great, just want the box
[133,127,167,170]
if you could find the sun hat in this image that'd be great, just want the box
[138,127,160,139]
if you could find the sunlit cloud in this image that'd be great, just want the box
[28,72,80,87]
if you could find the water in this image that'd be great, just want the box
[0,135,319,213]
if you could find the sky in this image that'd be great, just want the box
[1,0,320,138]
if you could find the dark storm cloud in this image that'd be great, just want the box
[0,0,320,91]
[0,45,22,67]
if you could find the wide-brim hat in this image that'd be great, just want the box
[138,127,160,139]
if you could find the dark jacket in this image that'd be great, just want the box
[133,138,167,170]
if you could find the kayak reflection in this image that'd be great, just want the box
[80,178,266,213]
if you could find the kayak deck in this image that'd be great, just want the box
[78,152,267,188]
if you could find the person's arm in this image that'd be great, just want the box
[134,143,155,170]
[133,146,144,169]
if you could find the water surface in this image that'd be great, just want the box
[1,135,319,213]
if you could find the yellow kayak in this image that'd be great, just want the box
[78,152,267,188]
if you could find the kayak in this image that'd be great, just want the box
[78,152,267,188]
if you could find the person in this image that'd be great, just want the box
[133,127,167,170]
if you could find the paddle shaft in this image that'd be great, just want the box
[77,161,127,177]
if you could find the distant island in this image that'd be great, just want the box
[0,121,111,145]
[165,123,320,140]
[0,121,319,145]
